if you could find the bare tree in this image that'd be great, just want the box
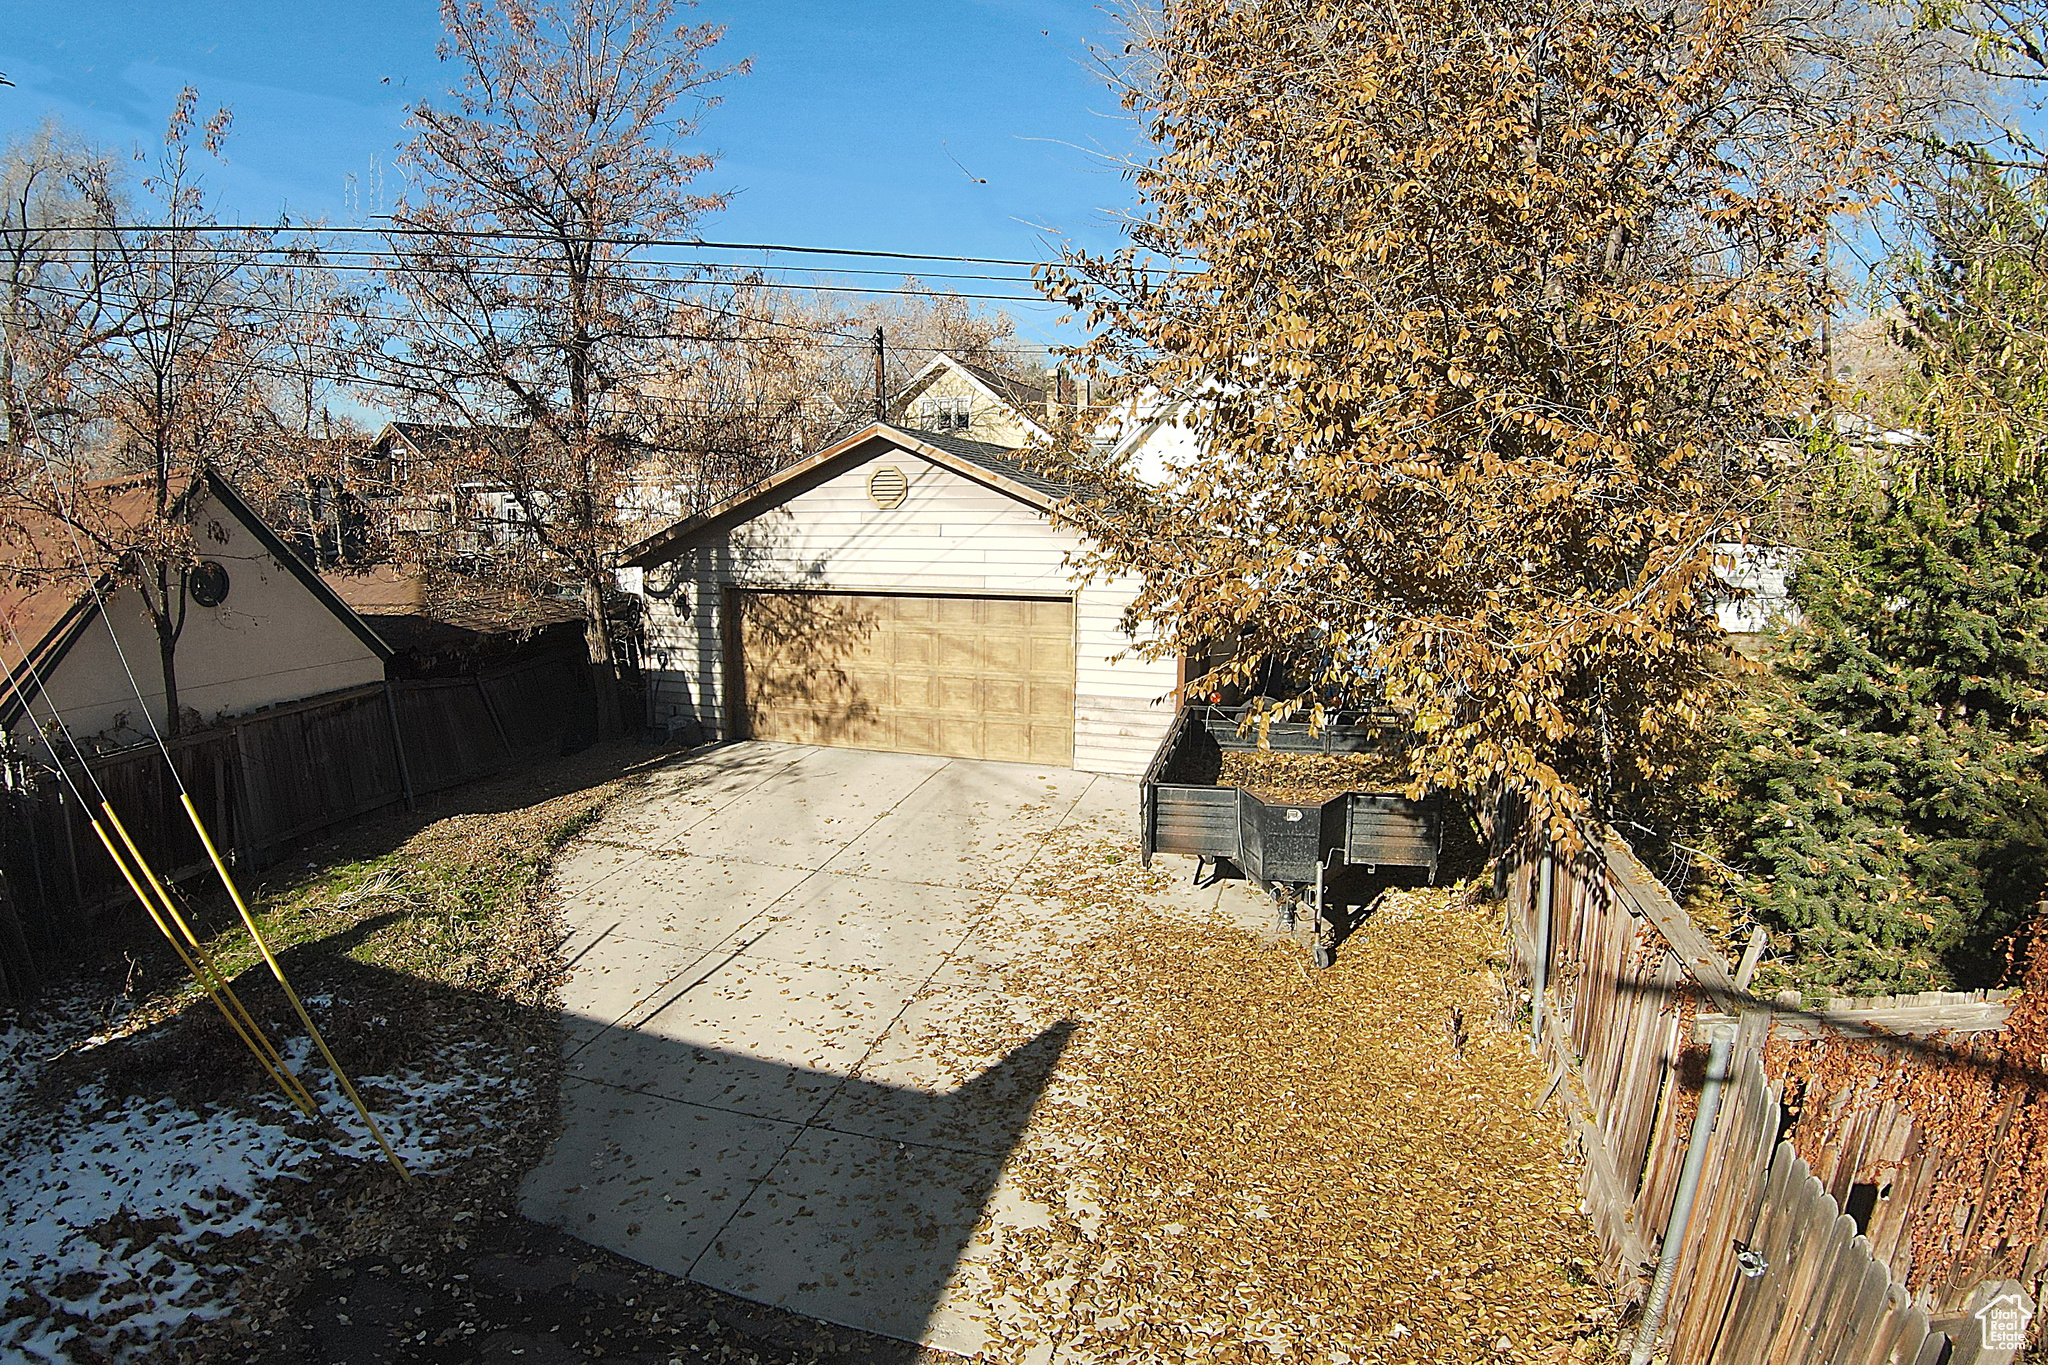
[230,246,379,568]
[364,0,747,737]
[0,96,275,739]
[0,124,134,545]
[63,91,277,736]
[644,282,1042,511]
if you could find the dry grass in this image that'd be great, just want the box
[15,745,1617,1364]
[7,743,669,1364]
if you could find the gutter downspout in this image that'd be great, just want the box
[1629,1021,1739,1365]
[1531,852,1554,1049]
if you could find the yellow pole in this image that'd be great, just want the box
[86,816,317,1116]
[177,792,412,1180]
[100,803,318,1116]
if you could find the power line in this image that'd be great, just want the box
[27,242,1050,290]
[22,266,1063,312]
[22,277,1061,355]
[22,218,1175,272]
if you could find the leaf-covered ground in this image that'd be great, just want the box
[0,743,635,1363]
[932,824,1618,1363]
[3,742,1616,1364]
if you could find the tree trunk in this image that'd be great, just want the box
[157,616,183,739]
[582,572,623,740]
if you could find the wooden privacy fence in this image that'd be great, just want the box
[0,650,594,988]
[1505,827,2040,1364]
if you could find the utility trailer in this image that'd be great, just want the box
[1139,704,1441,966]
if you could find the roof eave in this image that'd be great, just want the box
[0,579,111,733]
[903,355,1054,440]
[618,423,1060,569]
[204,471,395,661]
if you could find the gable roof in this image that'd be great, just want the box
[954,359,1048,416]
[377,421,530,460]
[910,426,1075,501]
[619,422,1076,569]
[0,469,393,730]
[890,354,1052,440]
[0,471,203,683]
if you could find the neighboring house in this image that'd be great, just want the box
[1091,388,1205,486]
[885,355,1073,449]
[358,421,536,551]
[362,420,672,553]
[357,421,530,493]
[1713,542,1799,640]
[619,421,1178,775]
[220,433,376,570]
[0,470,392,757]
[615,454,689,535]
[1100,391,1813,646]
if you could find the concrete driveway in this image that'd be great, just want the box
[522,742,1264,1357]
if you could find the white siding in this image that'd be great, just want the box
[1714,542,1800,635]
[639,447,1177,774]
[9,486,387,752]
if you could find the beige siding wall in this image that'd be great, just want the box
[885,368,1042,450]
[9,487,387,752]
[636,448,1176,775]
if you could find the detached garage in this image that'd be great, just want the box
[620,423,1178,775]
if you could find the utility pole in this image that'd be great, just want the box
[872,328,886,422]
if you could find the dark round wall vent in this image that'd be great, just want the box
[188,560,231,608]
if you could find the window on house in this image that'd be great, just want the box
[918,396,972,433]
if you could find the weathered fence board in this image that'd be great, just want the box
[481,651,591,753]
[391,678,508,795]
[234,684,407,853]
[1501,821,2032,1363]
[0,652,600,996]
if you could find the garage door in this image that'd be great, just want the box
[732,590,1075,764]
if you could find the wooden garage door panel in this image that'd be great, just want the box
[737,591,1075,765]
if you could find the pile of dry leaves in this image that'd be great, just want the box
[1216,749,1412,804]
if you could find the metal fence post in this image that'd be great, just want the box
[1531,851,1554,1049]
[1630,1021,1739,1365]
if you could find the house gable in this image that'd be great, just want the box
[885,356,1050,449]
[4,475,392,748]
[622,424,1063,570]
[628,423,1179,775]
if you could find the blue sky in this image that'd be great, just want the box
[0,0,1144,346]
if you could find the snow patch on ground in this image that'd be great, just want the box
[0,986,526,1363]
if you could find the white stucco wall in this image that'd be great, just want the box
[9,485,388,752]
[636,446,1179,775]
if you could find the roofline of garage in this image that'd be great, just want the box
[617,423,1060,569]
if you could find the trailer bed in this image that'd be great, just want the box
[1140,705,1440,885]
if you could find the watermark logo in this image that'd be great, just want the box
[1975,1289,2034,1353]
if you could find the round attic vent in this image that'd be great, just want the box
[867,464,908,509]
[188,560,230,608]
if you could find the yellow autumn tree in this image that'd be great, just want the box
[1041,0,1907,837]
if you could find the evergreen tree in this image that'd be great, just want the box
[1719,486,2048,994]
